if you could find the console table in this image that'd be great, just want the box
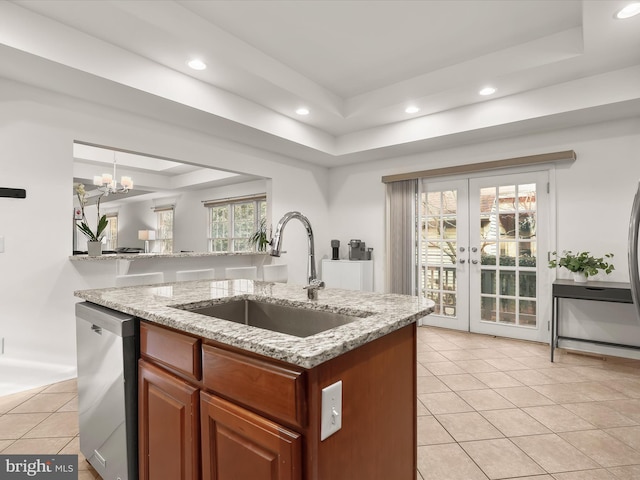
[551,279,634,361]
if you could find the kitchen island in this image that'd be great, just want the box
[75,280,433,480]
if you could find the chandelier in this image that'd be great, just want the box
[93,153,133,195]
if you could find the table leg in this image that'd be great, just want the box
[551,296,557,362]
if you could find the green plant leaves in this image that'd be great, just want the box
[548,250,615,277]
[249,218,269,252]
[76,215,108,242]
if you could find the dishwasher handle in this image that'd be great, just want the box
[76,302,136,337]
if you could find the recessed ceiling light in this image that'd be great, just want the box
[405,106,420,114]
[187,59,207,71]
[296,107,310,115]
[616,2,640,19]
[479,86,497,96]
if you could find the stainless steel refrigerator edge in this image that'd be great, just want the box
[629,181,640,319]
[76,302,139,480]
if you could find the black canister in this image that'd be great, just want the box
[331,239,340,260]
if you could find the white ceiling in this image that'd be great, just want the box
[184,0,582,98]
[2,0,640,167]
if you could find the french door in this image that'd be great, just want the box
[419,171,550,343]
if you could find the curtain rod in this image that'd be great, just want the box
[381,150,576,184]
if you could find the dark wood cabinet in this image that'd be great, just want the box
[138,359,200,480]
[200,391,302,480]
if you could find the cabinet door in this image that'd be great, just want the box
[139,359,200,480]
[321,260,373,291]
[200,391,301,480]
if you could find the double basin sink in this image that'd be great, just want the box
[175,298,371,338]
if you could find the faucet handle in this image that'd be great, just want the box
[304,279,325,290]
[304,279,325,300]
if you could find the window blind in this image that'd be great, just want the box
[153,205,174,213]
[203,194,266,208]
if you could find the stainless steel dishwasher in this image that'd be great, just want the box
[76,302,138,480]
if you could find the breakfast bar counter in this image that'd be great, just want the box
[68,251,266,262]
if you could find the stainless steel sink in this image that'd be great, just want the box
[178,299,366,338]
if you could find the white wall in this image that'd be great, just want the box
[115,200,155,250]
[0,78,329,383]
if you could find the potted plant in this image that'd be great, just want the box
[249,218,270,252]
[548,250,614,282]
[75,183,107,256]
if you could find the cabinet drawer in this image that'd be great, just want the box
[140,322,201,382]
[200,391,301,480]
[202,344,306,427]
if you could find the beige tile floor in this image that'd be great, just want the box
[1,326,640,480]
[417,326,640,480]
[0,378,100,479]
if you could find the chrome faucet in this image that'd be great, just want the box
[270,211,325,299]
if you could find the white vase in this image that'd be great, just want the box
[572,272,587,283]
[87,241,102,256]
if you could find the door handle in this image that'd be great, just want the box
[459,259,466,264]
[471,259,479,264]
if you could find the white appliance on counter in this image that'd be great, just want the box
[321,259,373,291]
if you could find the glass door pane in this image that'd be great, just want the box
[469,171,549,343]
[419,179,469,331]
[478,184,537,326]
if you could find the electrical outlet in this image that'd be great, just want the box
[1,337,4,355]
[0,236,4,253]
[321,380,342,441]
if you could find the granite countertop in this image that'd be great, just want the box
[75,280,434,369]
[69,251,268,262]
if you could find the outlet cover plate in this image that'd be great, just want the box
[321,380,342,441]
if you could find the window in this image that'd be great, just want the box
[155,206,174,254]
[104,213,118,250]
[206,195,266,253]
